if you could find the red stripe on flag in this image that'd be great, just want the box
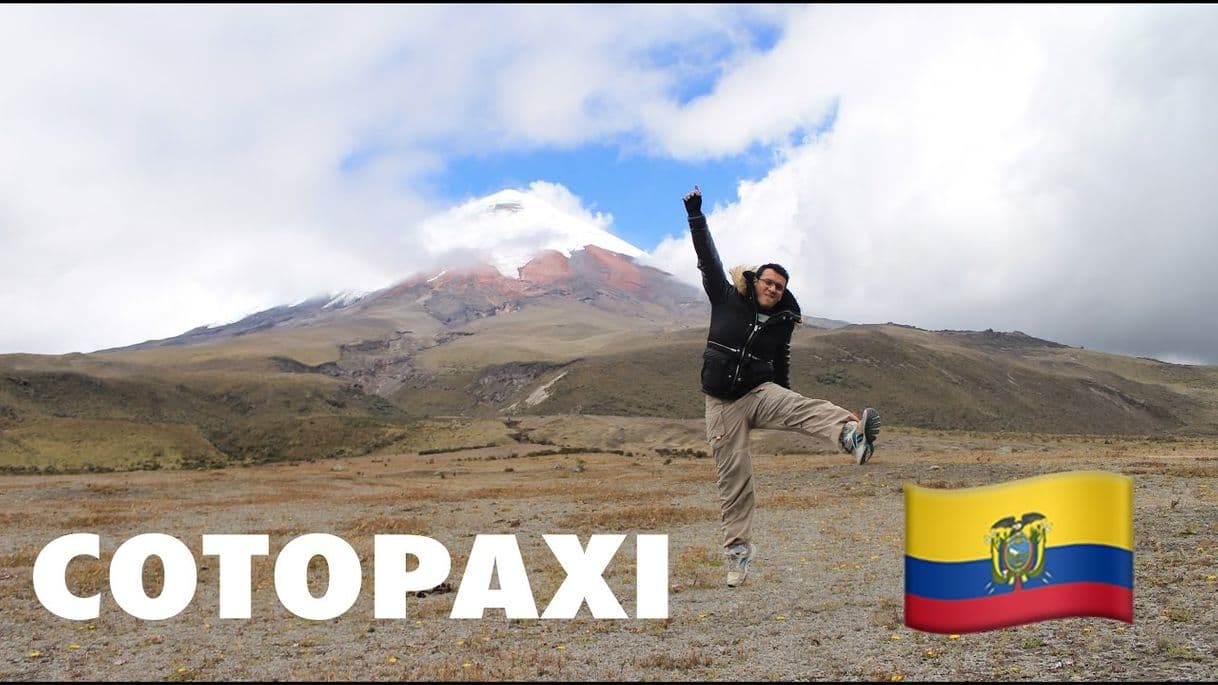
[905,582,1132,634]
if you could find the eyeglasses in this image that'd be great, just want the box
[758,276,786,293]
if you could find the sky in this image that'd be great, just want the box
[2,5,1216,365]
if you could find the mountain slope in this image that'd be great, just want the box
[475,324,1218,436]
[6,314,1218,473]
[5,210,1218,471]
[106,244,704,363]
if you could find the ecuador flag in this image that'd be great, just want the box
[905,470,1133,634]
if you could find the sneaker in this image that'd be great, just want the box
[840,408,881,465]
[726,543,755,587]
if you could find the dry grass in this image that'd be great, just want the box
[61,510,143,528]
[672,545,723,591]
[0,512,32,525]
[0,546,42,569]
[344,515,431,536]
[0,418,229,471]
[559,505,716,531]
[762,492,826,509]
[634,648,715,670]
[1,431,1216,681]
[64,556,114,599]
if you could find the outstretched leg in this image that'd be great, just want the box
[750,382,880,462]
[750,382,856,442]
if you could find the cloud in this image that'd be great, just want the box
[415,182,646,279]
[0,5,778,353]
[648,5,1218,364]
[0,7,438,352]
[2,5,1215,367]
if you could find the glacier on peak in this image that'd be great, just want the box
[419,184,646,279]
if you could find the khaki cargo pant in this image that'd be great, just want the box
[705,382,857,549]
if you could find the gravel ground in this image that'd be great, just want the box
[1,429,1215,681]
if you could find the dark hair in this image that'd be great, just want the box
[756,263,789,284]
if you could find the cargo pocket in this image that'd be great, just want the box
[705,398,726,445]
[701,347,736,397]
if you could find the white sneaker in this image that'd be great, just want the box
[726,543,755,587]
[840,408,881,465]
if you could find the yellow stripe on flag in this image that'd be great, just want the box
[906,470,1132,563]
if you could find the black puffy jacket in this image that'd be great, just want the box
[688,213,803,400]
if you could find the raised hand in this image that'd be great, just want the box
[683,185,702,218]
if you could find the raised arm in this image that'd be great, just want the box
[683,186,731,304]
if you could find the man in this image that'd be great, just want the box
[683,185,881,588]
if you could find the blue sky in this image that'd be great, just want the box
[2,5,1217,364]
[423,101,838,251]
[431,144,768,250]
[339,8,797,252]
[647,16,785,106]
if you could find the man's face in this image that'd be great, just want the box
[754,268,787,311]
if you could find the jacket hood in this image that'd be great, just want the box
[730,265,803,323]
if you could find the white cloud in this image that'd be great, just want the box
[648,5,1218,364]
[0,5,772,353]
[416,182,644,278]
[1,5,1215,367]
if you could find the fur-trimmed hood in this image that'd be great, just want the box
[729,265,803,324]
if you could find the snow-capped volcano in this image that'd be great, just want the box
[113,183,700,353]
[419,182,646,279]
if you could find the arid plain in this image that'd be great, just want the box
[2,417,1215,682]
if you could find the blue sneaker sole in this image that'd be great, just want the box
[857,408,880,464]
[861,408,881,443]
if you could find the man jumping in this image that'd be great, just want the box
[683,185,881,588]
